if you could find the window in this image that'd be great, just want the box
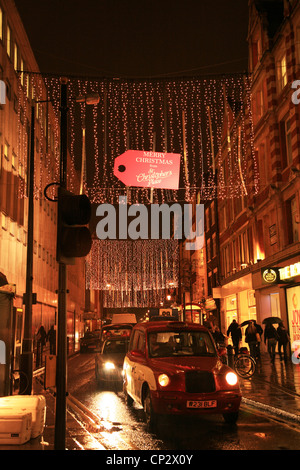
[286,197,299,244]
[277,55,287,92]
[12,152,17,170]
[296,26,300,66]
[251,37,261,70]
[0,6,3,41]
[20,58,24,86]
[6,23,11,58]
[280,116,293,168]
[14,43,18,71]
[4,143,9,161]
[285,119,293,166]
[252,88,264,125]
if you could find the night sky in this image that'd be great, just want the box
[14,0,249,78]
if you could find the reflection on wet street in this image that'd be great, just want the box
[66,353,300,450]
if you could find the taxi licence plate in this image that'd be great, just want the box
[187,400,217,409]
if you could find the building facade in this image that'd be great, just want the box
[0,0,86,361]
[211,0,300,352]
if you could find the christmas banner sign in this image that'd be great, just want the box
[114,150,181,190]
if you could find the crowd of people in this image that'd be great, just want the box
[225,319,290,364]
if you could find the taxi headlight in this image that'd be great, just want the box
[104,361,115,370]
[226,371,238,386]
[158,374,170,387]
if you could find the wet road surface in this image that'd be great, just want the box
[66,352,300,450]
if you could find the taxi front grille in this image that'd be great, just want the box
[185,371,216,393]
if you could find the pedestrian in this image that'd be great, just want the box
[226,319,242,355]
[212,326,226,347]
[277,323,290,362]
[264,323,279,364]
[254,321,263,359]
[245,321,258,359]
[36,325,47,367]
[47,324,56,355]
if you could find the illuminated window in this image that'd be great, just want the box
[14,43,18,70]
[277,55,287,91]
[6,23,11,57]
[20,57,24,86]
[0,7,3,41]
[4,143,9,161]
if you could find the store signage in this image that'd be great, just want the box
[261,268,280,284]
[279,262,300,281]
[261,263,300,284]
[114,150,181,189]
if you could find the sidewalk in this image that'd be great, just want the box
[239,352,300,424]
[1,351,300,450]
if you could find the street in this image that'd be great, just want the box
[66,352,300,451]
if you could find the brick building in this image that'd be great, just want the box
[210,0,300,351]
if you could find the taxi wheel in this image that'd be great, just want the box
[144,389,157,431]
[222,411,239,424]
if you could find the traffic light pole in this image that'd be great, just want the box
[19,104,35,395]
[54,78,68,450]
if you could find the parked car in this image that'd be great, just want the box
[95,337,129,389]
[79,330,101,353]
[123,320,241,429]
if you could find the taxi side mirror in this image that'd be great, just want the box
[131,349,145,358]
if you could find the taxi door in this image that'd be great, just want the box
[125,330,146,404]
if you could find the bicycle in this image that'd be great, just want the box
[233,353,256,378]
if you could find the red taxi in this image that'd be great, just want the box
[123,321,241,429]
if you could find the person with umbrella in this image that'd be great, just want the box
[263,318,280,364]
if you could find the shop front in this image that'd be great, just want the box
[213,273,257,347]
[253,260,300,359]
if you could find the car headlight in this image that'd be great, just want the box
[158,374,170,387]
[225,372,238,386]
[104,361,115,370]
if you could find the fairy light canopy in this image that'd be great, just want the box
[17,72,257,308]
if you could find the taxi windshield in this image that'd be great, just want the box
[148,330,217,358]
[103,340,127,354]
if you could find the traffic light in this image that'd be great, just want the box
[56,187,92,264]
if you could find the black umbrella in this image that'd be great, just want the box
[262,317,283,325]
[240,320,257,327]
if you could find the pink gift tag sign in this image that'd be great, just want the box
[114,150,180,190]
